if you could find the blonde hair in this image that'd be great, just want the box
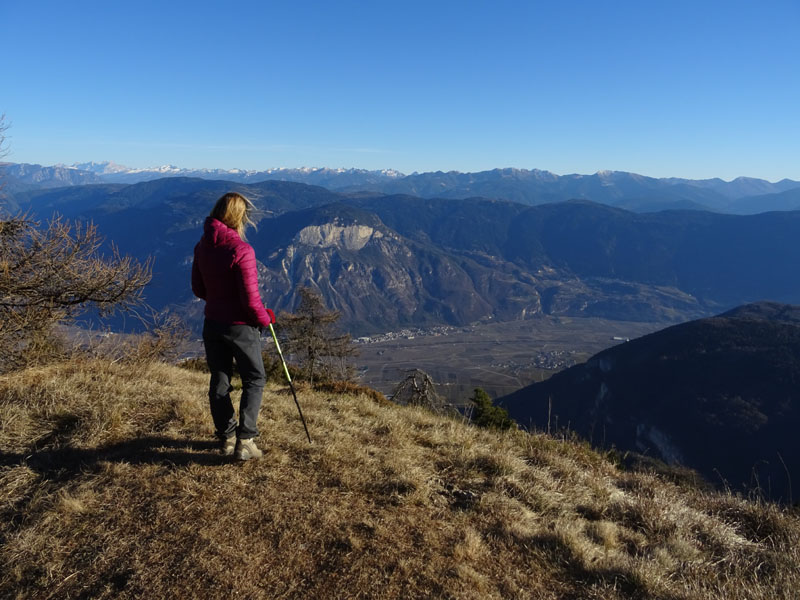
[210,192,256,240]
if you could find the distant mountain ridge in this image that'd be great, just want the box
[5,161,800,215]
[355,169,800,213]
[0,162,103,197]
[9,177,800,334]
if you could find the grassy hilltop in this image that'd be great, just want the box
[1,358,799,599]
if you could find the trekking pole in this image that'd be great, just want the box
[268,323,312,444]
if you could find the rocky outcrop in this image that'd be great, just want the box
[260,215,524,334]
[294,223,383,251]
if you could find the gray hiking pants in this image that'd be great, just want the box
[202,319,266,440]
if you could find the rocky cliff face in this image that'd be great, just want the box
[294,223,383,251]
[254,213,543,333]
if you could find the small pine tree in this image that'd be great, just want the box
[470,388,515,430]
[278,286,358,385]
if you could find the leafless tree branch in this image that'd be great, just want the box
[0,213,153,371]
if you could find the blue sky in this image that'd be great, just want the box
[3,0,799,180]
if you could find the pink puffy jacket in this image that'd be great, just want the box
[191,217,273,328]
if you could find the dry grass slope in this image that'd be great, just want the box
[1,358,799,599]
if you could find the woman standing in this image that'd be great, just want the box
[191,192,275,460]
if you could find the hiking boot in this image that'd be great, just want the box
[235,438,263,461]
[221,436,236,456]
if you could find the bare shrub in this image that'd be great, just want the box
[178,356,208,372]
[0,215,152,372]
[87,310,189,366]
[391,368,456,415]
[130,310,190,364]
[11,325,72,370]
[313,379,388,405]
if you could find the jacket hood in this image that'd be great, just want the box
[202,217,240,247]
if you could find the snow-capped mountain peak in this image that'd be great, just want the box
[71,160,132,174]
[60,162,408,187]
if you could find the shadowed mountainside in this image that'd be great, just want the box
[499,302,800,503]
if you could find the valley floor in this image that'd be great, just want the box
[356,316,665,404]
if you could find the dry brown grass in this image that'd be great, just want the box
[1,358,799,599]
